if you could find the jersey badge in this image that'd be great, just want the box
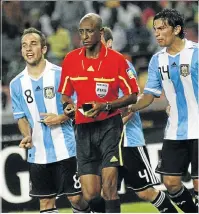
[180,64,190,77]
[126,68,135,79]
[96,83,109,98]
[44,87,55,99]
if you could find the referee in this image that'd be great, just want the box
[58,13,138,213]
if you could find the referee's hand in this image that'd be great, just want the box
[19,136,33,149]
[85,102,105,118]
[64,103,76,117]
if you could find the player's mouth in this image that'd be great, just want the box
[26,53,34,59]
[157,39,163,43]
[83,42,91,46]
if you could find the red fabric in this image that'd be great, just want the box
[58,43,138,124]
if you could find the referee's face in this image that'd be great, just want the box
[79,19,101,49]
[21,33,47,66]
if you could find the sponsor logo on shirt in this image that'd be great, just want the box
[110,156,118,162]
[35,86,41,91]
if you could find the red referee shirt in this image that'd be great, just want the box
[58,43,139,124]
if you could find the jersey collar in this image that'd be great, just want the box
[24,60,52,80]
[161,39,194,54]
[79,42,108,60]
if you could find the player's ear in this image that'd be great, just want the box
[42,45,48,55]
[174,25,181,36]
[107,39,113,49]
[100,27,104,37]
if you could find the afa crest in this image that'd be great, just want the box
[180,64,190,77]
[44,87,55,99]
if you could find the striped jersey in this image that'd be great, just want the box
[144,39,198,140]
[10,60,76,164]
[122,60,145,147]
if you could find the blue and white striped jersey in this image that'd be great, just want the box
[121,60,145,147]
[144,39,198,140]
[10,60,76,164]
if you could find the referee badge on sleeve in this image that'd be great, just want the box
[126,68,135,79]
[44,87,55,99]
[180,64,190,77]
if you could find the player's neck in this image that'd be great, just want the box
[85,42,101,59]
[166,38,185,55]
[27,59,46,79]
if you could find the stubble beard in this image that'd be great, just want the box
[26,55,43,67]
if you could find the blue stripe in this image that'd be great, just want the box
[169,55,188,139]
[190,48,198,103]
[125,112,145,147]
[55,71,76,157]
[119,60,145,147]
[32,78,57,162]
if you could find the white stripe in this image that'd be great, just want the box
[168,186,184,198]
[179,49,199,139]
[123,126,128,147]
[154,191,165,207]
[43,65,69,160]
[140,147,160,184]
[29,193,56,197]
[13,112,24,115]
[138,147,159,184]
[127,183,159,191]
[20,74,47,163]
[158,53,178,139]
[144,87,161,95]
[57,190,82,197]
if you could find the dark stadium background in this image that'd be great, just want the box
[1,0,198,212]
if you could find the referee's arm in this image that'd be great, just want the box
[108,93,137,110]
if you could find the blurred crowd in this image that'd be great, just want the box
[2,1,198,111]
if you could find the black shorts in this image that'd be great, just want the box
[155,139,198,178]
[76,114,123,176]
[29,157,81,198]
[118,146,160,192]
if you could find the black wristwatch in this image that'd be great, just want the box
[105,102,112,111]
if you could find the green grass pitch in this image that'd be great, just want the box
[13,201,182,213]
[58,202,182,213]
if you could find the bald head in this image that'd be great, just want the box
[80,13,102,30]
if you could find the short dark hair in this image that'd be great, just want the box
[153,8,185,39]
[21,27,46,47]
[103,27,113,42]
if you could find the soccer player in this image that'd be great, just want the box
[58,13,139,213]
[129,8,198,213]
[102,26,178,213]
[9,27,90,213]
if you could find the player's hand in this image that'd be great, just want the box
[120,106,129,118]
[40,113,68,126]
[128,104,137,113]
[84,102,106,118]
[19,136,33,149]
